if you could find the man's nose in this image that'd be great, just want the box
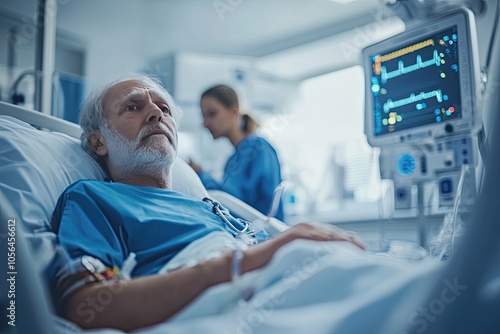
[146,103,163,123]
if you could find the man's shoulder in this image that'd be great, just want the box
[63,180,196,201]
[62,179,153,196]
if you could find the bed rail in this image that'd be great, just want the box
[0,101,81,139]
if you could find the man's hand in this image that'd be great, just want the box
[280,222,366,250]
[242,222,366,274]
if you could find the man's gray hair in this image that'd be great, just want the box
[79,73,182,161]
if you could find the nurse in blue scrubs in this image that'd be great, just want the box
[189,84,285,221]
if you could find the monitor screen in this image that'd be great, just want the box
[370,26,461,136]
[363,9,480,147]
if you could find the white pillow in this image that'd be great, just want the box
[172,158,209,199]
[0,116,107,232]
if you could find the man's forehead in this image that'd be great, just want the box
[104,80,168,108]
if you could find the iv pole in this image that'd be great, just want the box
[34,0,57,115]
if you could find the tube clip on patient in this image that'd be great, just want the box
[48,74,365,332]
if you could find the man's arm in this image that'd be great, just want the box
[66,222,365,332]
[67,253,232,332]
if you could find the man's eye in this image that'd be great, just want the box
[126,105,139,111]
[160,106,172,115]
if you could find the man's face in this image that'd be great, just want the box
[97,80,178,172]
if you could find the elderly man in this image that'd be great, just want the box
[50,74,364,332]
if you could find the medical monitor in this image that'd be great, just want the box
[363,9,480,147]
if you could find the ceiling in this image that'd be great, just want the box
[56,0,385,56]
[0,0,403,81]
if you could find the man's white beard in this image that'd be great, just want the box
[101,124,176,178]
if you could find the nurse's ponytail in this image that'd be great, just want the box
[240,113,259,134]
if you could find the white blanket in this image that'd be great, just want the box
[137,239,441,334]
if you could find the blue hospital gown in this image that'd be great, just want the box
[50,180,239,278]
[198,135,285,221]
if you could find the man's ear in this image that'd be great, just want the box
[89,131,108,157]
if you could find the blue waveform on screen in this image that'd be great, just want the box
[381,50,441,84]
[383,89,443,113]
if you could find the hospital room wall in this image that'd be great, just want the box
[54,0,148,94]
[0,17,85,78]
[0,0,147,117]
[0,8,86,123]
[0,10,40,104]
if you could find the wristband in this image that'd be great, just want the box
[231,248,244,282]
[231,248,254,302]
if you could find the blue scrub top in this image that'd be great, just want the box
[198,135,285,221]
[50,180,238,278]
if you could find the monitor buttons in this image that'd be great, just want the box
[397,154,416,176]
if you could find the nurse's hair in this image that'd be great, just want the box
[201,84,259,135]
[79,73,182,161]
[239,114,259,134]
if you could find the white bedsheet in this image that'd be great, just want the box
[158,231,246,274]
[135,239,441,334]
